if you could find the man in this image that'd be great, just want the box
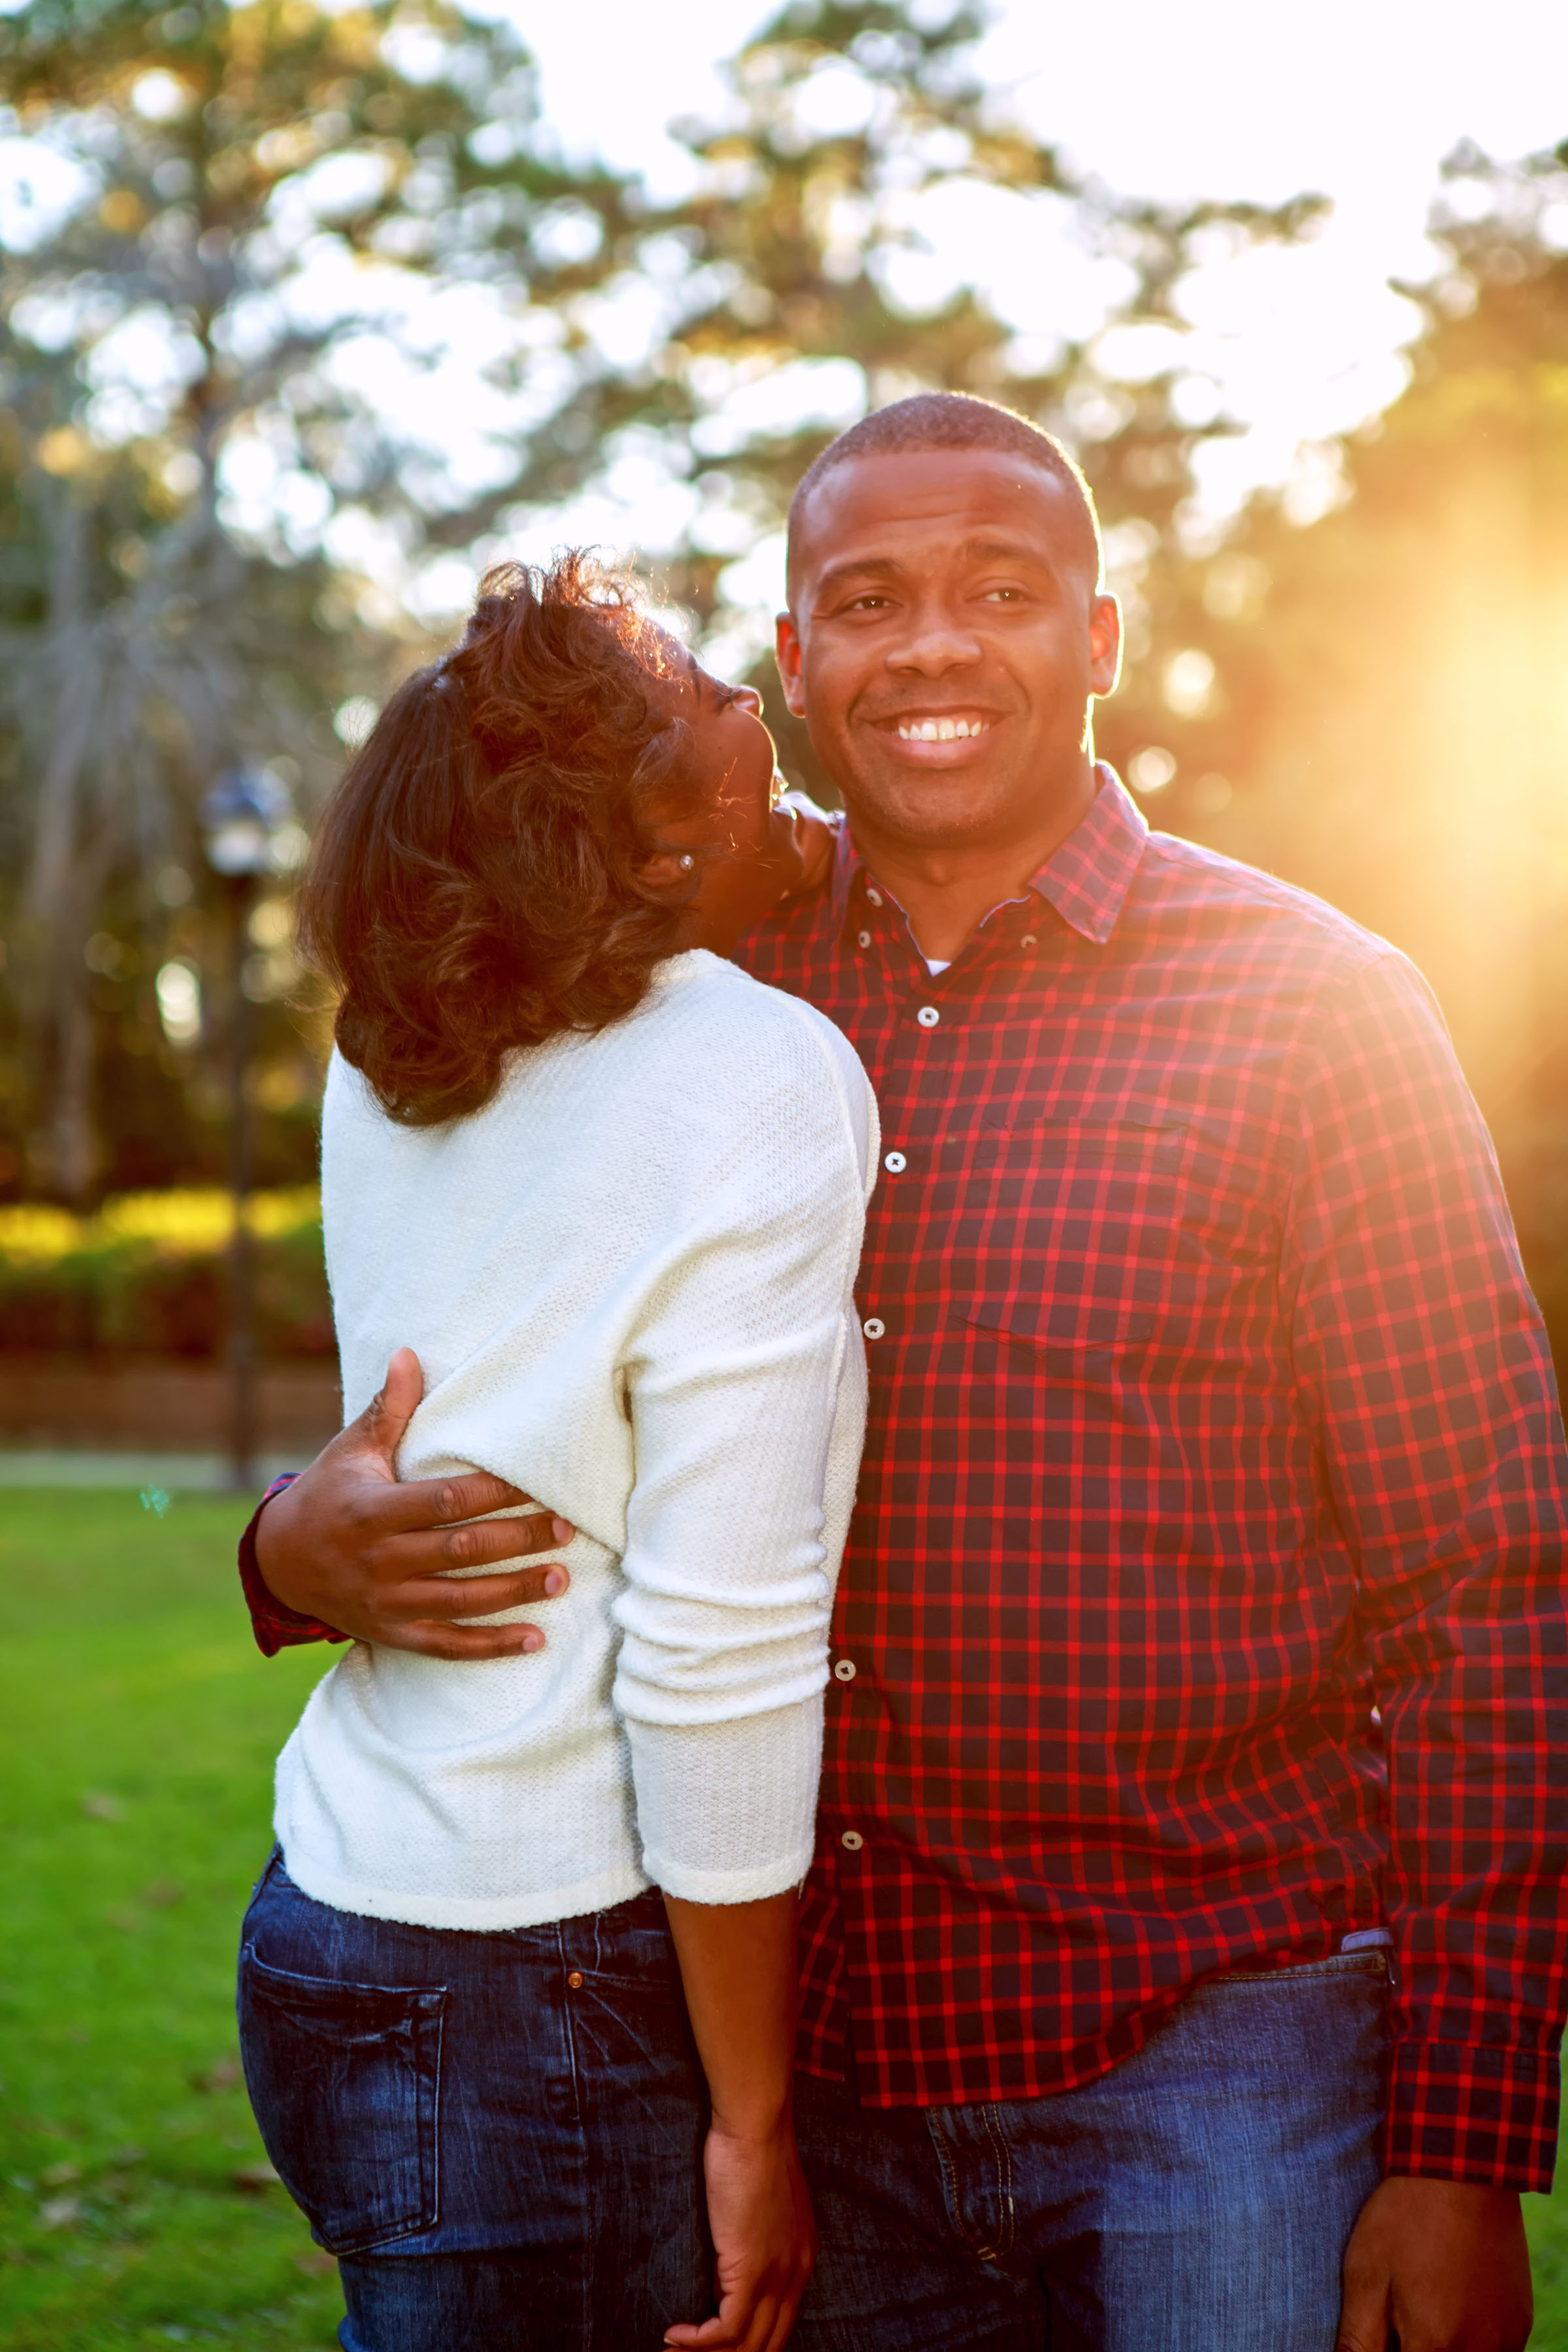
[242,395,1565,2351]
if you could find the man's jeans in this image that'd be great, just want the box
[792,1946,1390,2352]
[237,1851,713,2351]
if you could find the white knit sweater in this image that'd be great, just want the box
[274,951,877,1929]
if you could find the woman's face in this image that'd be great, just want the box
[638,657,813,953]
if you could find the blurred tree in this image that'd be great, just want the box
[1109,143,1568,1360]
[0,0,1321,1207]
[14,0,1554,1379]
[0,0,636,1197]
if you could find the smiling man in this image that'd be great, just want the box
[243,396,1567,2352]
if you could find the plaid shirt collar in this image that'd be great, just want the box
[828,762,1149,948]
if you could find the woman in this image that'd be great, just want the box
[237,555,877,2352]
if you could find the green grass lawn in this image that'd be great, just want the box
[0,1490,340,2349]
[2,1488,1566,2349]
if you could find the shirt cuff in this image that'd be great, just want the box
[1384,2038,1560,2193]
[237,1473,348,1658]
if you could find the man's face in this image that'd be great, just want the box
[777,449,1121,854]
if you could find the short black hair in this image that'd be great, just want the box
[785,393,1101,602]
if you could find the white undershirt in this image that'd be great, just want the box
[924,956,951,976]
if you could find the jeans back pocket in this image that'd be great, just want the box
[238,1940,445,2254]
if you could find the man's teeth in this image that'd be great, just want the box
[895,717,992,742]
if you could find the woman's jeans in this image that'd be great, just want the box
[237,1851,712,2351]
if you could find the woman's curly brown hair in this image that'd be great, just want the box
[297,553,704,1126]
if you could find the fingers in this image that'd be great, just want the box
[341,1560,573,1654]
[1335,2270,1390,2352]
[365,1512,573,1585]
[357,1348,425,1465]
[665,2267,811,2352]
[662,2295,780,2352]
[347,1358,574,1542]
[376,1618,552,1661]
[359,1471,571,1544]
[740,2295,783,2352]
[379,1564,569,1623]
[762,2283,808,2352]
[664,2290,751,2347]
[662,2305,761,2342]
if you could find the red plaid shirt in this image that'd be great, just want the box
[242,772,1568,2192]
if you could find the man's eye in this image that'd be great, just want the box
[982,586,1026,602]
[841,593,891,613]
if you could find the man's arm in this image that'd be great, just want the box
[1281,951,1568,2350]
[241,1347,575,1659]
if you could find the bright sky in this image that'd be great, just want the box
[508,0,1568,562]
[520,0,1568,230]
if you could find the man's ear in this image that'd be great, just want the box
[1088,593,1122,698]
[775,611,806,719]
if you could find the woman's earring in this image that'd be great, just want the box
[679,853,695,871]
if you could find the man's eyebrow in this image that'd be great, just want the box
[812,553,904,595]
[955,535,1056,569]
[811,536,1058,596]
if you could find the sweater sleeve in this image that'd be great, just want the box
[612,1007,875,1904]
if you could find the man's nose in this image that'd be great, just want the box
[732,684,764,715]
[887,618,983,676]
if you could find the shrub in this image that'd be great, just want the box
[0,1189,333,1358]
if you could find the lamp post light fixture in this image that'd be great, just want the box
[199,766,296,1491]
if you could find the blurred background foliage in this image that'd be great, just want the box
[0,1184,329,1353]
[0,0,1565,1361]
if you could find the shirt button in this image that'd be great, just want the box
[883,1150,906,1173]
[865,888,883,907]
[840,1830,864,1852]
[566,1970,583,1990]
[1021,932,1037,947]
[916,1005,940,1028]
[857,929,872,949]
[833,1658,857,1682]
[862,1316,885,1339]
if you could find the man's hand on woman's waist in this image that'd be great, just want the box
[253,1346,574,1658]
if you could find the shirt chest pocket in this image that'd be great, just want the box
[945,1117,1274,1362]
[941,1117,1181,1354]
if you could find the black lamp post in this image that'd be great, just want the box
[200,767,293,1490]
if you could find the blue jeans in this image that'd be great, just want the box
[240,1850,1387,2351]
[791,1946,1389,2352]
[237,1851,713,2349]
